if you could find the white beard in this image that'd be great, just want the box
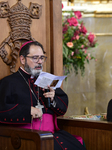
[24,61,43,77]
[31,68,42,77]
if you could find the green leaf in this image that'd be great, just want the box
[63,44,68,58]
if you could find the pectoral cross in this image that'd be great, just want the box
[35,102,44,109]
[35,102,44,119]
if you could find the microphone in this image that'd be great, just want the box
[45,89,51,108]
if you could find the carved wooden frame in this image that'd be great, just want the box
[0,0,42,73]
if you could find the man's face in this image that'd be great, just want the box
[24,45,45,77]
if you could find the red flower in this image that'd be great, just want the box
[74,11,82,19]
[62,10,98,76]
[71,31,79,41]
[80,26,87,35]
[63,25,68,34]
[88,33,95,43]
[62,3,64,9]
[74,30,79,36]
[67,17,78,26]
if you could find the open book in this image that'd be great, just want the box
[34,72,67,89]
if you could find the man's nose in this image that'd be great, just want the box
[37,57,43,63]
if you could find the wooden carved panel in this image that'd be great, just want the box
[0,0,42,73]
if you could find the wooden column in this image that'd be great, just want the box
[50,0,63,76]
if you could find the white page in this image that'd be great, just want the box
[34,71,67,89]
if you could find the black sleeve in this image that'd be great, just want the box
[51,88,68,116]
[107,99,112,122]
[0,78,31,124]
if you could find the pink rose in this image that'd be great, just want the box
[76,35,79,40]
[62,3,64,9]
[66,42,73,48]
[80,25,87,35]
[84,50,87,53]
[81,45,84,48]
[88,33,95,43]
[86,53,91,59]
[88,53,90,57]
[67,17,78,26]
[74,11,82,19]
[78,26,81,30]
[71,52,74,56]
[72,31,79,40]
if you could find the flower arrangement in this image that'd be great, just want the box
[62,9,98,76]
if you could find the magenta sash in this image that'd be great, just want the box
[18,114,59,133]
[73,135,83,145]
[18,114,83,145]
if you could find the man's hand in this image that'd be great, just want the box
[31,106,43,118]
[43,86,55,102]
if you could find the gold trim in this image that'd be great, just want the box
[95,33,112,36]
[83,14,112,17]
[63,11,112,18]
[95,14,112,17]
[83,12,112,17]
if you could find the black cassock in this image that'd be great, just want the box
[107,99,112,121]
[0,67,86,150]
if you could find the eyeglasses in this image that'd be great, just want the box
[26,55,47,63]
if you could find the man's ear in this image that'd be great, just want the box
[20,55,25,65]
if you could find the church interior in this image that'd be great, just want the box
[0,0,112,149]
[62,0,112,118]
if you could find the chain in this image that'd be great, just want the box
[18,69,43,130]
[18,70,39,105]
